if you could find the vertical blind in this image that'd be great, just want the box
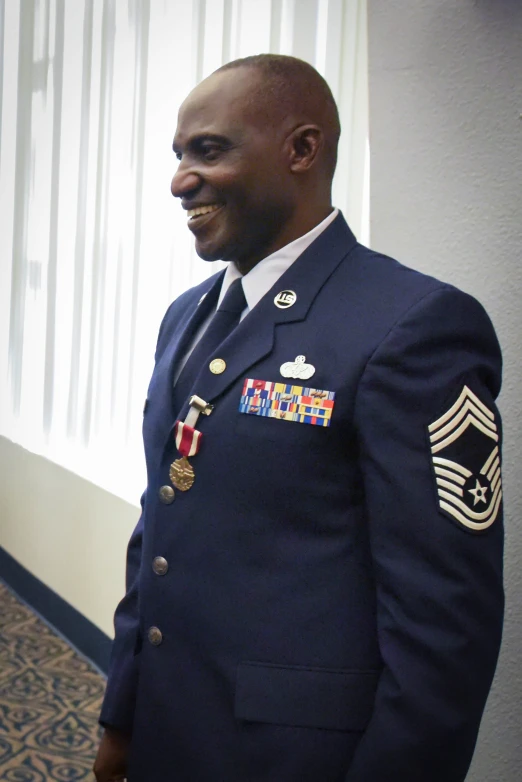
[0,0,368,504]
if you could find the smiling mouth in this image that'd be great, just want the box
[187,204,221,220]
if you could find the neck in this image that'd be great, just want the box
[235,203,334,275]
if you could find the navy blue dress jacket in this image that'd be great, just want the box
[100,214,504,781]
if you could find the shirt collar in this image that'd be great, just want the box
[218,208,339,314]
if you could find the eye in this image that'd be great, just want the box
[200,145,222,161]
[175,151,182,161]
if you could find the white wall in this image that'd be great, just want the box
[0,435,138,637]
[367,1,522,780]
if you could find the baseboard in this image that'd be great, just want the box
[0,546,111,674]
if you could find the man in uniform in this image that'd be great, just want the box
[94,55,504,782]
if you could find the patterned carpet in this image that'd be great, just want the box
[0,580,105,780]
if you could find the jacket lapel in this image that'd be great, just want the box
[148,271,224,452]
[177,214,357,415]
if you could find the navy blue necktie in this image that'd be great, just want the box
[173,278,247,415]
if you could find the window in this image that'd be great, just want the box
[0,0,368,504]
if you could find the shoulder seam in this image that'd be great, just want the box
[353,283,453,414]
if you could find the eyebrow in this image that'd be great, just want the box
[172,133,232,154]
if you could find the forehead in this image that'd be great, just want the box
[174,69,273,144]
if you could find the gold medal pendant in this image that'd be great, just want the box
[169,456,195,491]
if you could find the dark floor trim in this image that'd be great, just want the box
[0,546,111,674]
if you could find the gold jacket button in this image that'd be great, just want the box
[209,358,226,374]
[148,626,163,646]
[152,556,169,576]
[158,485,175,504]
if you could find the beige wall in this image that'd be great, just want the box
[0,435,139,637]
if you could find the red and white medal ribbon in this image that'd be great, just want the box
[174,421,202,457]
[173,395,212,457]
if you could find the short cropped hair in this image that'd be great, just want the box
[216,54,341,180]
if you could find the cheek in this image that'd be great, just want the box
[210,161,291,222]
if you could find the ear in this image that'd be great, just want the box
[287,125,323,173]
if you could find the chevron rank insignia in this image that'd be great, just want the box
[428,385,502,532]
[239,379,335,427]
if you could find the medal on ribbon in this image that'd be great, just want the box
[170,395,212,491]
[169,456,195,491]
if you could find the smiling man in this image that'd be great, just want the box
[172,59,340,273]
[94,55,504,782]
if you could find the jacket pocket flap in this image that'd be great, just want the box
[235,662,379,731]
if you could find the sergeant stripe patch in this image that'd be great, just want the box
[428,385,502,531]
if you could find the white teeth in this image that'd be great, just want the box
[187,204,220,219]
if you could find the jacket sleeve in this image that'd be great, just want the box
[346,285,504,782]
[99,494,145,734]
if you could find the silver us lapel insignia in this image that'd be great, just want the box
[274,290,297,309]
[428,385,502,532]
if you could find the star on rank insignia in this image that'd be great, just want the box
[428,385,502,532]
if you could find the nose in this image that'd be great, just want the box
[171,161,201,199]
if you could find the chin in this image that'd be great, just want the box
[195,229,250,266]
[195,233,241,264]
[194,242,223,263]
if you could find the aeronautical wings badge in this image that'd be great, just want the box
[428,385,502,532]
